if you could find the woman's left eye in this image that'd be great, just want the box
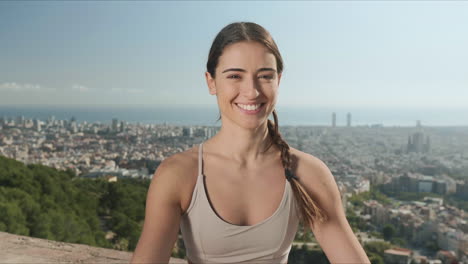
[260,75,273,80]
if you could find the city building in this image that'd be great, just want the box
[112,118,119,132]
[384,173,454,195]
[407,132,431,153]
[332,112,336,127]
[363,200,388,226]
[346,112,351,127]
[182,127,193,137]
[33,119,41,132]
[383,248,413,264]
[120,121,125,132]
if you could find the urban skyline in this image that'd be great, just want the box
[1,110,457,128]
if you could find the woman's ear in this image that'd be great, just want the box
[205,71,217,95]
[277,73,282,86]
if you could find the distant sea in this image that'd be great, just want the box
[1,105,467,127]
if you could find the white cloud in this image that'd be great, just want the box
[71,84,90,92]
[0,82,43,91]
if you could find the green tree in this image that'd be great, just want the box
[30,212,53,239]
[390,237,407,247]
[383,224,396,241]
[425,239,440,251]
[364,241,392,262]
[368,252,384,264]
[0,187,41,230]
[0,202,29,235]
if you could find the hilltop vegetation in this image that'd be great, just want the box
[0,155,148,251]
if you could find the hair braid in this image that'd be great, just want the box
[266,109,328,232]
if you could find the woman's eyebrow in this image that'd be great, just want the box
[221,68,277,74]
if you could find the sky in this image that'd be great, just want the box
[1,1,467,109]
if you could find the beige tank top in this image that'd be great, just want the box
[179,142,300,264]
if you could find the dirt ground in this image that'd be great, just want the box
[0,231,185,263]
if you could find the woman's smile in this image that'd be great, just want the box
[235,103,266,115]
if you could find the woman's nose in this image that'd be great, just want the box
[241,78,260,98]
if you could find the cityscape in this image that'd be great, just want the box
[2,1,468,263]
[1,112,467,264]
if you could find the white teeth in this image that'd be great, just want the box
[237,104,261,111]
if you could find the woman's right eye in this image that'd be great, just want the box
[227,75,240,79]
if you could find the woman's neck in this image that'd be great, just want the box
[206,121,279,166]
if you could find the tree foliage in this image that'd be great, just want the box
[364,241,392,264]
[382,224,396,241]
[288,244,331,264]
[0,155,148,251]
[349,185,392,208]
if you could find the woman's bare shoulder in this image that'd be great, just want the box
[152,146,200,213]
[288,147,335,195]
[288,146,342,217]
[288,147,326,170]
[157,146,199,179]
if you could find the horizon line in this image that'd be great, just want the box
[2,103,468,111]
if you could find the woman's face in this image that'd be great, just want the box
[205,41,282,129]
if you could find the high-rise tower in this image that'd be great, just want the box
[332,112,336,127]
[120,121,125,132]
[112,118,118,132]
[346,112,352,127]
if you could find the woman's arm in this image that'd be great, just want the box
[130,155,185,264]
[294,150,371,264]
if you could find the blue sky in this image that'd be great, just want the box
[1,1,467,109]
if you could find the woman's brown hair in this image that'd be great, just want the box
[206,22,328,232]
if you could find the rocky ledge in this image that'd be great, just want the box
[0,231,185,263]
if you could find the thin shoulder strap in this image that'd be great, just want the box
[198,142,203,176]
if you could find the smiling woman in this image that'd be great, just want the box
[130,22,371,264]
